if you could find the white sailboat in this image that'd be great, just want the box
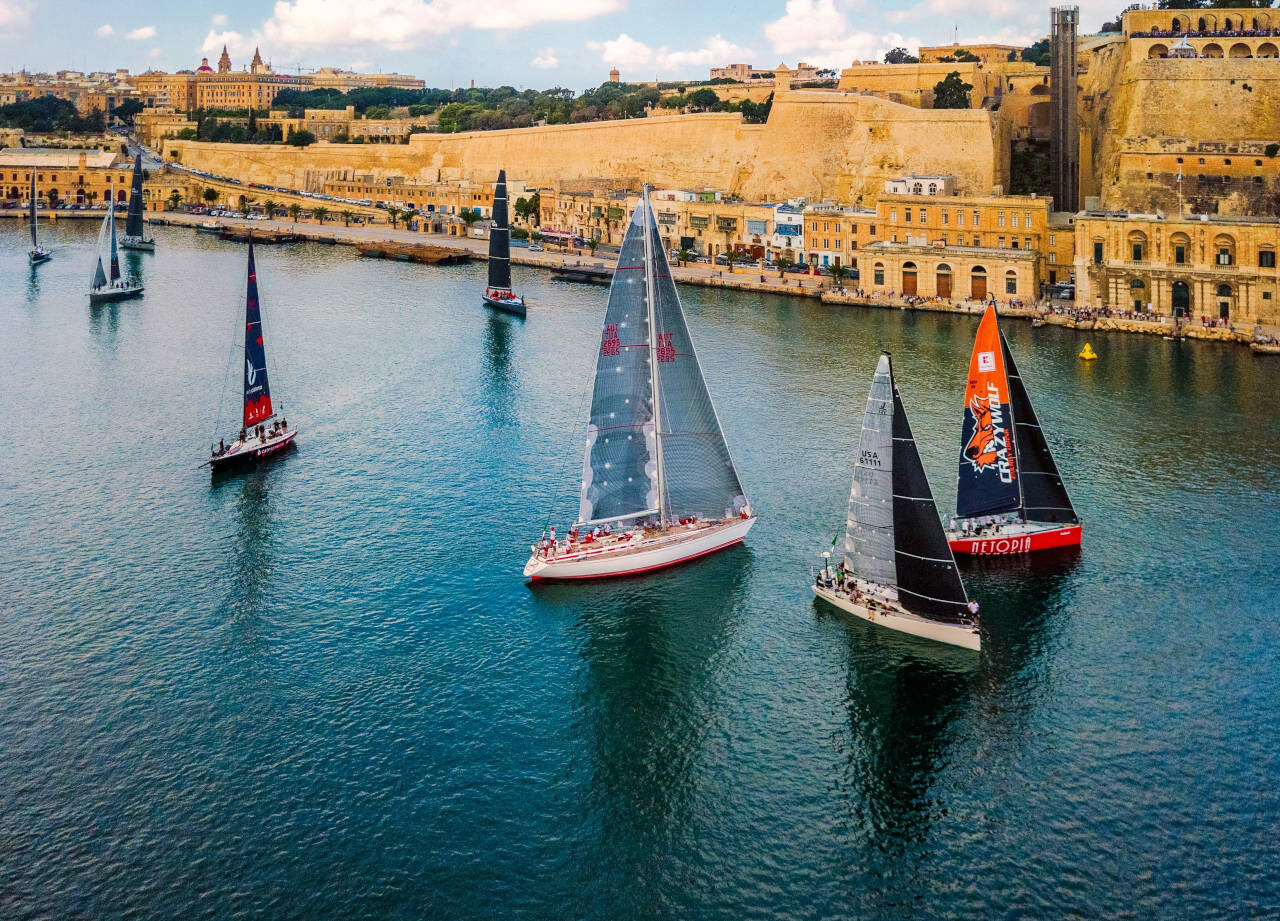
[524,187,754,581]
[89,184,144,304]
[813,353,980,651]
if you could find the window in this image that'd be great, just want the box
[824,239,830,249]
[890,210,897,223]
[1262,250,1276,268]
[973,210,980,225]
[823,222,829,232]
[874,264,884,285]
[1175,245,1187,264]
[998,212,1006,227]
[1012,213,1020,228]
[957,211,964,226]
[904,208,912,222]
[870,225,876,236]
[1093,241,1104,264]
[811,221,817,231]
[1199,157,1206,165]
[1266,292,1273,300]
[1218,247,1233,266]
[1024,237,1032,250]
[1006,274,1017,295]
[919,209,927,223]
[943,211,950,225]
[998,236,1006,248]
[1132,242,1144,261]
[1049,234,1056,246]
[973,235,981,246]
[1049,253,1057,264]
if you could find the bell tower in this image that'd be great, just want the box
[217,45,232,74]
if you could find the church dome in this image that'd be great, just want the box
[196,57,214,73]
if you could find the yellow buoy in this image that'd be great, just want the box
[1079,342,1097,360]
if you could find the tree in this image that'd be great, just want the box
[45,188,58,208]
[288,203,301,222]
[263,199,278,218]
[685,88,722,112]
[112,99,144,122]
[202,187,219,205]
[775,252,792,275]
[168,190,182,210]
[829,263,849,287]
[933,71,973,109]
[586,236,599,254]
[385,206,401,229]
[285,129,317,147]
[884,47,919,64]
[1021,38,1051,66]
[312,206,329,224]
[677,247,692,266]
[341,209,355,226]
[459,207,480,228]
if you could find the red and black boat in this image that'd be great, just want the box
[946,304,1080,555]
[209,241,297,474]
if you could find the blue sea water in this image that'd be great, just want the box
[1,222,1278,919]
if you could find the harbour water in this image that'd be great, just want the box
[2,222,1278,919]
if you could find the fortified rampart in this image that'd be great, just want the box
[163,92,1006,203]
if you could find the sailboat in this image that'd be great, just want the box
[523,187,754,581]
[119,153,155,252]
[209,240,297,473]
[28,171,51,265]
[482,169,524,315]
[813,353,980,651]
[88,185,144,304]
[946,304,1081,555]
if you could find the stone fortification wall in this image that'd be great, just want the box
[163,92,1004,203]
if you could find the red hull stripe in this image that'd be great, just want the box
[529,538,744,582]
[949,525,1082,556]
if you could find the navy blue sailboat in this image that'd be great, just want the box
[28,171,51,265]
[120,154,155,252]
[89,184,144,303]
[482,169,525,315]
[209,241,297,473]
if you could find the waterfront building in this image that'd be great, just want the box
[1074,211,1280,324]
[802,202,874,268]
[320,173,506,217]
[0,148,131,205]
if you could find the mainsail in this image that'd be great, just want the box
[91,205,110,288]
[646,204,747,521]
[578,204,657,524]
[28,172,38,249]
[242,242,274,428]
[125,154,145,239]
[107,196,121,283]
[956,304,1020,519]
[486,169,511,293]
[847,354,970,624]
[1001,334,1078,524]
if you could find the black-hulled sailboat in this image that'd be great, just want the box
[89,185,144,303]
[28,172,51,265]
[814,353,979,650]
[524,187,754,580]
[482,169,525,315]
[209,241,297,473]
[945,304,1081,555]
[120,154,155,252]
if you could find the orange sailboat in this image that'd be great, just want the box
[946,305,1081,555]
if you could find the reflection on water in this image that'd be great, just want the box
[26,263,41,303]
[483,311,518,428]
[88,301,121,348]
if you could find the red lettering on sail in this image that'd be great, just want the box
[601,324,620,357]
[656,332,675,362]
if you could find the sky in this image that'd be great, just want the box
[0,0,1122,89]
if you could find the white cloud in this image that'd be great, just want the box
[0,0,30,31]
[211,13,229,26]
[147,47,162,59]
[260,0,623,50]
[95,23,115,37]
[764,0,918,67]
[587,33,753,76]
[125,25,157,40]
[531,47,558,69]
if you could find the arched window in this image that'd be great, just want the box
[873,262,884,286]
[1005,269,1017,295]
[1214,233,1236,266]
[928,183,937,195]
[912,182,922,195]
[1127,229,1148,262]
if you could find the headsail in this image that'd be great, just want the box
[28,171,38,249]
[125,154,145,239]
[242,242,274,428]
[1001,334,1078,524]
[956,304,1020,519]
[645,195,748,521]
[91,257,107,290]
[844,354,897,591]
[486,169,511,293]
[107,194,121,283]
[577,205,658,525]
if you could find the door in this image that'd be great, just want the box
[1172,281,1190,317]
[937,272,952,299]
[902,268,917,296]
[971,271,987,300]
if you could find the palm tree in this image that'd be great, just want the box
[287,203,301,223]
[263,199,278,219]
[829,263,849,288]
[676,247,692,266]
[45,189,58,209]
[385,206,401,229]
[775,253,792,277]
[167,190,182,210]
[340,209,354,227]
[312,206,329,225]
[586,236,599,255]
[202,187,218,207]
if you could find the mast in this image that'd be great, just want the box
[242,240,275,428]
[486,169,511,294]
[29,171,38,249]
[640,186,666,523]
[107,186,121,283]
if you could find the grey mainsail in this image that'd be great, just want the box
[646,202,748,521]
[577,204,658,524]
[91,257,107,290]
[108,199,121,283]
[844,354,897,590]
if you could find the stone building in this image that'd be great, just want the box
[0,148,132,205]
[918,43,1025,65]
[1074,211,1280,324]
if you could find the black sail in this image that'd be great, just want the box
[1001,334,1078,524]
[28,171,38,249]
[890,369,972,624]
[486,169,511,292]
[125,154,145,238]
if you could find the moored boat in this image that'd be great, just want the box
[197,220,223,234]
[1250,339,1280,355]
[945,304,1080,555]
[28,172,51,265]
[119,154,155,252]
[524,187,754,581]
[209,240,297,474]
[89,186,144,304]
[482,169,525,315]
[813,353,980,651]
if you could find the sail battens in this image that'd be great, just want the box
[486,169,513,292]
[1000,332,1078,525]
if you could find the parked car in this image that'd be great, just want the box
[528,244,544,251]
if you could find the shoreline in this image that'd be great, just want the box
[143,212,1260,349]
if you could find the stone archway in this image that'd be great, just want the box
[902,261,918,296]
[1129,277,1147,310]
[1148,44,1169,59]
[1230,43,1252,59]
[1172,280,1191,317]
[1203,43,1224,58]
[1258,42,1279,59]
[6,185,18,199]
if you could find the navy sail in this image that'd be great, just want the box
[956,304,1020,519]
[1001,334,1078,524]
[242,243,274,428]
[28,172,38,249]
[578,205,657,525]
[125,154,145,238]
[486,169,512,292]
[108,201,121,283]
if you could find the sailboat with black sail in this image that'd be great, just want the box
[28,172,51,265]
[209,240,297,473]
[89,185,144,304]
[482,169,525,315]
[119,154,155,252]
[524,187,754,580]
[946,304,1081,554]
[813,353,979,651]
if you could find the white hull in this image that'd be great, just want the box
[813,584,980,651]
[119,235,155,252]
[524,516,754,580]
